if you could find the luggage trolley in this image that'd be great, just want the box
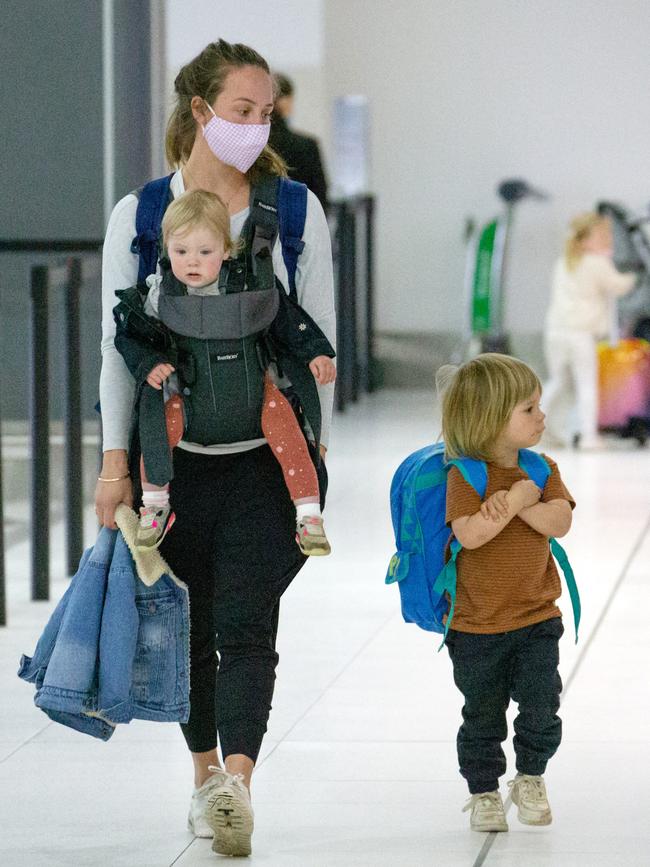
[459,179,548,360]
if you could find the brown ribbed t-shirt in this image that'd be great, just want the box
[445,455,575,634]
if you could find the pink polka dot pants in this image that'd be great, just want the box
[261,374,319,504]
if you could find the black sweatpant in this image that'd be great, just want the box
[446,617,564,794]
[160,444,326,762]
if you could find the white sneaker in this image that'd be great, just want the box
[508,773,552,825]
[296,515,331,556]
[204,766,254,856]
[462,791,508,832]
[187,768,229,837]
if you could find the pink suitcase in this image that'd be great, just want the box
[598,338,650,440]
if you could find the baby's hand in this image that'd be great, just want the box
[309,355,337,385]
[510,478,542,509]
[146,362,175,390]
[480,490,510,522]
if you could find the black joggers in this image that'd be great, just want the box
[446,617,564,794]
[160,444,326,762]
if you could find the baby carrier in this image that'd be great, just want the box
[114,174,334,486]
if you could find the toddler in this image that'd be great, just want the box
[114,189,335,554]
[440,353,575,832]
[544,212,636,449]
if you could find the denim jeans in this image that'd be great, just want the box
[446,617,564,793]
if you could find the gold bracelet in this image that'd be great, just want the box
[97,473,130,483]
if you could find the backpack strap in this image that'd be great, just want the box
[131,173,174,283]
[550,538,581,642]
[517,448,551,489]
[447,457,488,498]
[433,456,489,646]
[519,449,581,642]
[277,177,307,300]
[432,538,461,649]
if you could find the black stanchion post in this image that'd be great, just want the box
[333,202,348,412]
[0,387,5,625]
[30,265,50,600]
[64,258,83,575]
[365,196,376,392]
[347,202,359,403]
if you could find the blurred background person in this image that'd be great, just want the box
[269,72,329,209]
[543,213,636,450]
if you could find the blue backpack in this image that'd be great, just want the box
[129,172,308,299]
[385,441,581,647]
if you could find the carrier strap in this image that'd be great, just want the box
[278,177,307,300]
[131,173,307,297]
[248,177,282,292]
[131,173,174,283]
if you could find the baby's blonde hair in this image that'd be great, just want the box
[564,212,609,271]
[161,189,235,253]
[440,353,541,461]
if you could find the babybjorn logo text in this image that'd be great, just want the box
[255,200,277,214]
[217,353,239,361]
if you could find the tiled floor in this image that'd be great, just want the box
[1,390,648,866]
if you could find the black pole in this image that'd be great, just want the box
[64,258,83,575]
[334,203,354,412]
[0,385,5,626]
[365,196,376,392]
[30,266,49,600]
[344,204,359,404]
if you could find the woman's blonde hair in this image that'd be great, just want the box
[440,353,541,460]
[161,189,235,253]
[165,38,287,183]
[564,212,609,271]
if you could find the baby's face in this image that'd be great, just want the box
[167,226,228,289]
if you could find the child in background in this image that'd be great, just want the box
[544,212,636,449]
[114,189,335,554]
[440,353,575,833]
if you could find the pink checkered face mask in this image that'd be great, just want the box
[202,104,270,173]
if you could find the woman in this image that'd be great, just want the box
[95,39,335,857]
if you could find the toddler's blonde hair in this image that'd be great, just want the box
[440,353,541,460]
[162,189,236,253]
[564,212,608,271]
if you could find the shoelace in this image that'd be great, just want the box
[508,775,545,802]
[462,792,502,813]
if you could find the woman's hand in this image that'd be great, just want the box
[309,356,336,385]
[95,449,133,529]
[147,362,175,390]
[480,490,510,522]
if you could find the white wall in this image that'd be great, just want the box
[324,0,650,333]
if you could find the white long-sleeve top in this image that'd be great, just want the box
[100,171,336,453]
[546,253,635,337]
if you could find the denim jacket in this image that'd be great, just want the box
[18,506,190,740]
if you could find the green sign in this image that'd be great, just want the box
[472,220,497,333]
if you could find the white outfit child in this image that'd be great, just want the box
[543,253,635,447]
